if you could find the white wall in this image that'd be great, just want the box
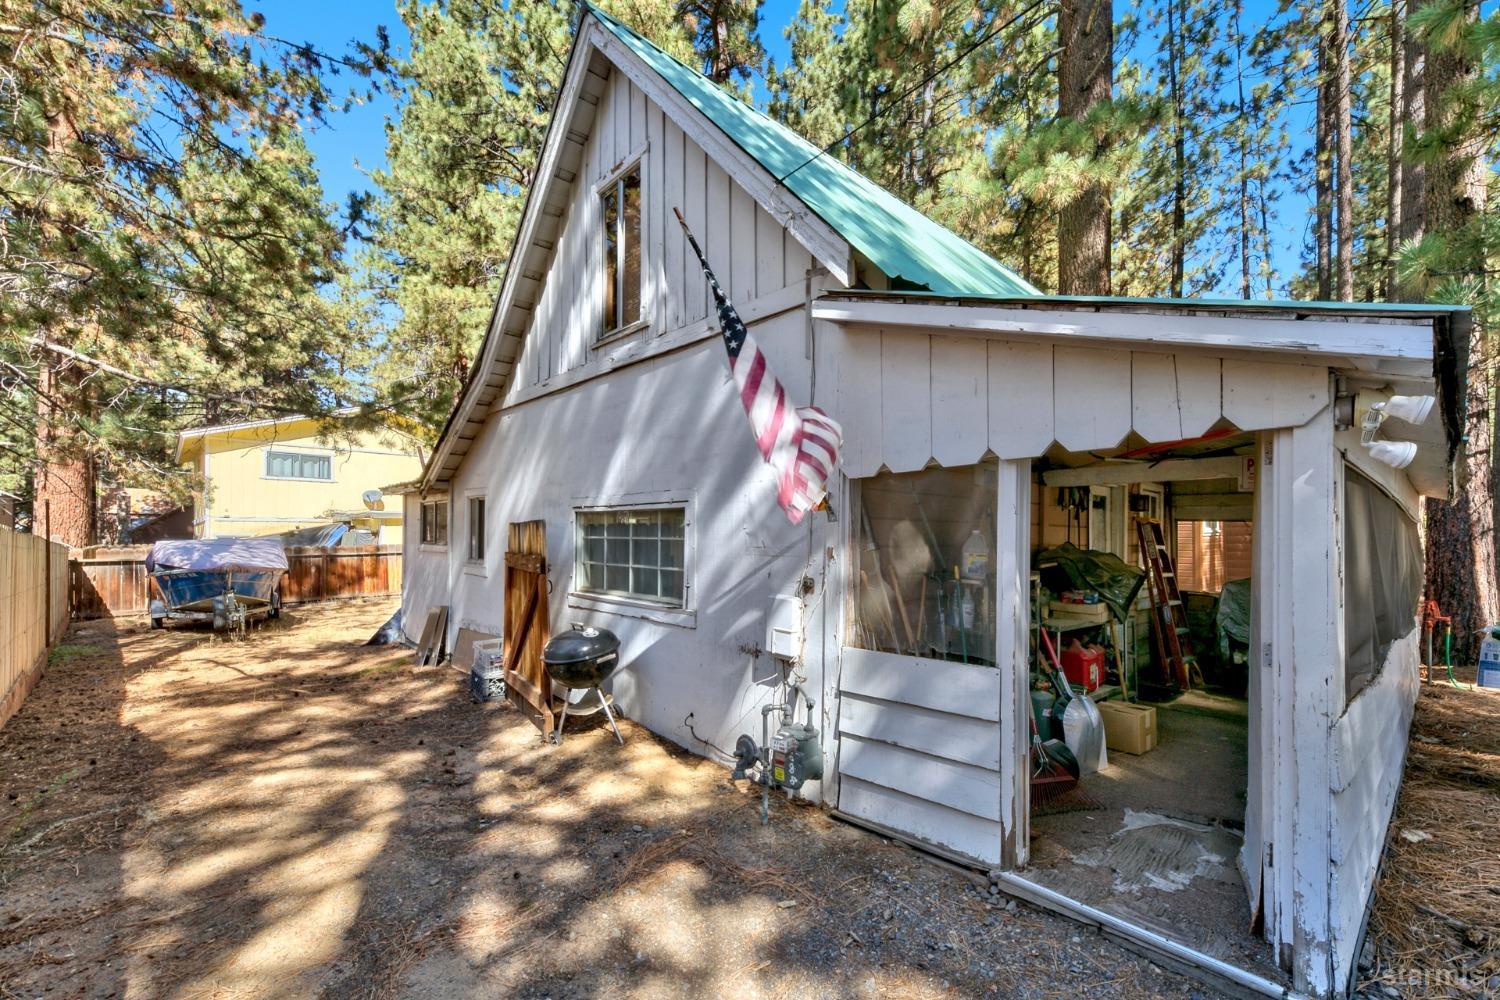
[409,305,841,795]
[831,328,1333,476]
[1328,630,1420,990]
[1325,436,1424,993]
[514,67,813,393]
[402,61,828,765]
[401,492,451,643]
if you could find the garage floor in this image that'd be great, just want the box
[1025,692,1286,983]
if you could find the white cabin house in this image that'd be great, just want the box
[399,7,1469,997]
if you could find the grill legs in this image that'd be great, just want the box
[598,690,624,745]
[552,687,624,746]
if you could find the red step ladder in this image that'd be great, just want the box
[1136,519,1195,691]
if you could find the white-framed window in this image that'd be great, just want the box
[420,497,448,547]
[467,495,487,563]
[599,162,643,340]
[265,449,332,481]
[575,506,685,607]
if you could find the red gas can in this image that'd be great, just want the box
[1061,639,1104,692]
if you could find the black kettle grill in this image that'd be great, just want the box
[542,627,623,745]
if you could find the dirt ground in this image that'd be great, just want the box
[1360,666,1500,999]
[0,601,1223,999]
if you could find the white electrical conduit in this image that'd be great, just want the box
[991,872,1306,1000]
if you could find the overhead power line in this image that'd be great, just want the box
[774,0,1055,188]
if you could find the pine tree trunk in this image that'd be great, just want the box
[1057,0,1112,296]
[1235,2,1251,299]
[33,362,96,549]
[33,108,96,549]
[1163,0,1186,297]
[1422,0,1494,664]
[1315,33,1333,300]
[1399,4,1426,250]
[1386,0,1405,297]
[1332,0,1354,300]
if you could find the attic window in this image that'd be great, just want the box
[600,164,642,338]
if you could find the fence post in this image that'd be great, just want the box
[43,501,52,640]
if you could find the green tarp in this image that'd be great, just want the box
[1036,542,1146,624]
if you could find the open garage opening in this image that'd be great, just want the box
[1017,430,1282,983]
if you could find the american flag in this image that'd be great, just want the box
[674,208,843,524]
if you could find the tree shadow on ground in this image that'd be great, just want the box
[0,602,1207,999]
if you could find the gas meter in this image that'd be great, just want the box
[731,682,824,823]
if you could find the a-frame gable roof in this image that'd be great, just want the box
[588,5,1036,298]
[422,7,1037,490]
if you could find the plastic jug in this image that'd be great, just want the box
[1480,628,1500,689]
[961,529,988,579]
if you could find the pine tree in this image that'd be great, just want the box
[362,0,743,435]
[0,0,359,544]
[1057,0,1113,294]
[1404,0,1499,662]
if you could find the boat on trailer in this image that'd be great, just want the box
[147,538,288,633]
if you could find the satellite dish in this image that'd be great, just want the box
[361,489,385,511]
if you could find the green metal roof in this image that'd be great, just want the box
[587,5,1040,298]
[823,288,1473,316]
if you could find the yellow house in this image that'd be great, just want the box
[174,413,424,544]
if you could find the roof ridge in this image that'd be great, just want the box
[585,4,1040,297]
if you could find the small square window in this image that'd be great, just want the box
[467,496,486,562]
[575,506,686,606]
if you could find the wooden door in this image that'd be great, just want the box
[503,519,554,734]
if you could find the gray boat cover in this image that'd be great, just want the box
[146,538,290,573]
[1215,577,1252,662]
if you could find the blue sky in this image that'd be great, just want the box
[249,0,1312,295]
[248,0,807,217]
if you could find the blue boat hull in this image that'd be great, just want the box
[152,569,283,613]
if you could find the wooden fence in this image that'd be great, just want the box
[71,544,403,619]
[1,526,71,730]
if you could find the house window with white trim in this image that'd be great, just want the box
[575,507,685,606]
[420,497,448,546]
[467,496,487,562]
[600,164,642,338]
[265,449,332,481]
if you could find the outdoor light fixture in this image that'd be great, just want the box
[1351,389,1435,470]
[1382,394,1436,426]
[1365,439,1419,470]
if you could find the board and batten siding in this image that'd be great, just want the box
[837,648,1005,865]
[512,68,814,397]
[834,327,1332,476]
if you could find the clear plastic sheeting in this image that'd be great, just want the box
[1344,466,1422,702]
[852,463,998,666]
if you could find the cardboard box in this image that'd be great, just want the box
[1048,599,1110,623]
[1097,701,1157,754]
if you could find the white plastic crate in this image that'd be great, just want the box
[470,638,506,702]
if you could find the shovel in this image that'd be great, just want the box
[1040,628,1108,774]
